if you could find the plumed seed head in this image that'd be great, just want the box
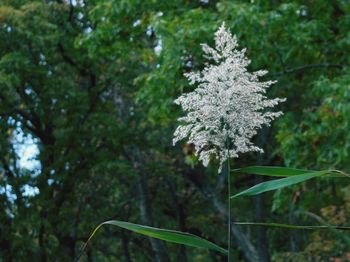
[173,22,285,172]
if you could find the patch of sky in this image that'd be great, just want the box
[84,27,92,34]
[133,19,141,27]
[24,86,33,95]
[0,184,17,204]
[146,26,153,37]
[0,121,41,204]
[154,39,162,56]
[296,7,307,17]
[77,12,84,20]
[12,124,40,198]
[13,126,40,172]
[39,54,47,66]
[21,184,39,197]
[64,0,85,7]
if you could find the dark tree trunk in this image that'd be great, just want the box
[121,230,132,262]
[165,179,188,262]
[185,169,259,262]
[39,223,47,262]
[134,149,170,262]
[254,126,270,262]
[211,187,259,262]
[254,175,269,262]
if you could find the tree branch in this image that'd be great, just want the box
[183,168,259,262]
[271,63,346,77]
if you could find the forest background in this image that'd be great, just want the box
[1,0,350,261]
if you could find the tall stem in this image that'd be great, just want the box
[227,157,231,261]
[226,135,231,262]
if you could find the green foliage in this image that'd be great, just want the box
[1,0,350,261]
[277,73,350,169]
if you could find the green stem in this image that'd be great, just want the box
[227,158,231,262]
[227,157,231,262]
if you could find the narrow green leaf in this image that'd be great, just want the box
[235,222,350,231]
[232,166,311,177]
[83,220,227,255]
[232,166,343,178]
[231,171,327,198]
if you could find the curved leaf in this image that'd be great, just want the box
[235,222,350,231]
[233,166,343,178]
[83,220,227,255]
[232,166,311,177]
[231,171,327,198]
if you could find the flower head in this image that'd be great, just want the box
[173,23,285,171]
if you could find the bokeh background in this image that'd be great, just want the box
[1,0,350,261]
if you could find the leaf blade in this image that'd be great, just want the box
[235,222,350,231]
[232,166,313,177]
[231,171,327,198]
[233,166,343,178]
[87,220,227,255]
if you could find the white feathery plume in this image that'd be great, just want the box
[173,23,285,171]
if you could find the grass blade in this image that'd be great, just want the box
[231,171,327,198]
[232,166,311,177]
[235,222,350,231]
[81,220,227,257]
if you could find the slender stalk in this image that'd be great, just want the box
[226,135,231,262]
[227,157,231,261]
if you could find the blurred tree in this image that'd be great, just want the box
[1,0,350,261]
[0,1,128,260]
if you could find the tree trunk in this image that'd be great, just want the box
[134,149,170,262]
[165,179,188,262]
[185,169,259,262]
[211,189,259,262]
[254,175,269,262]
[254,126,270,262]
[121,230,132,262]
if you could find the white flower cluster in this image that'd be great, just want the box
[173,23,285,171]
